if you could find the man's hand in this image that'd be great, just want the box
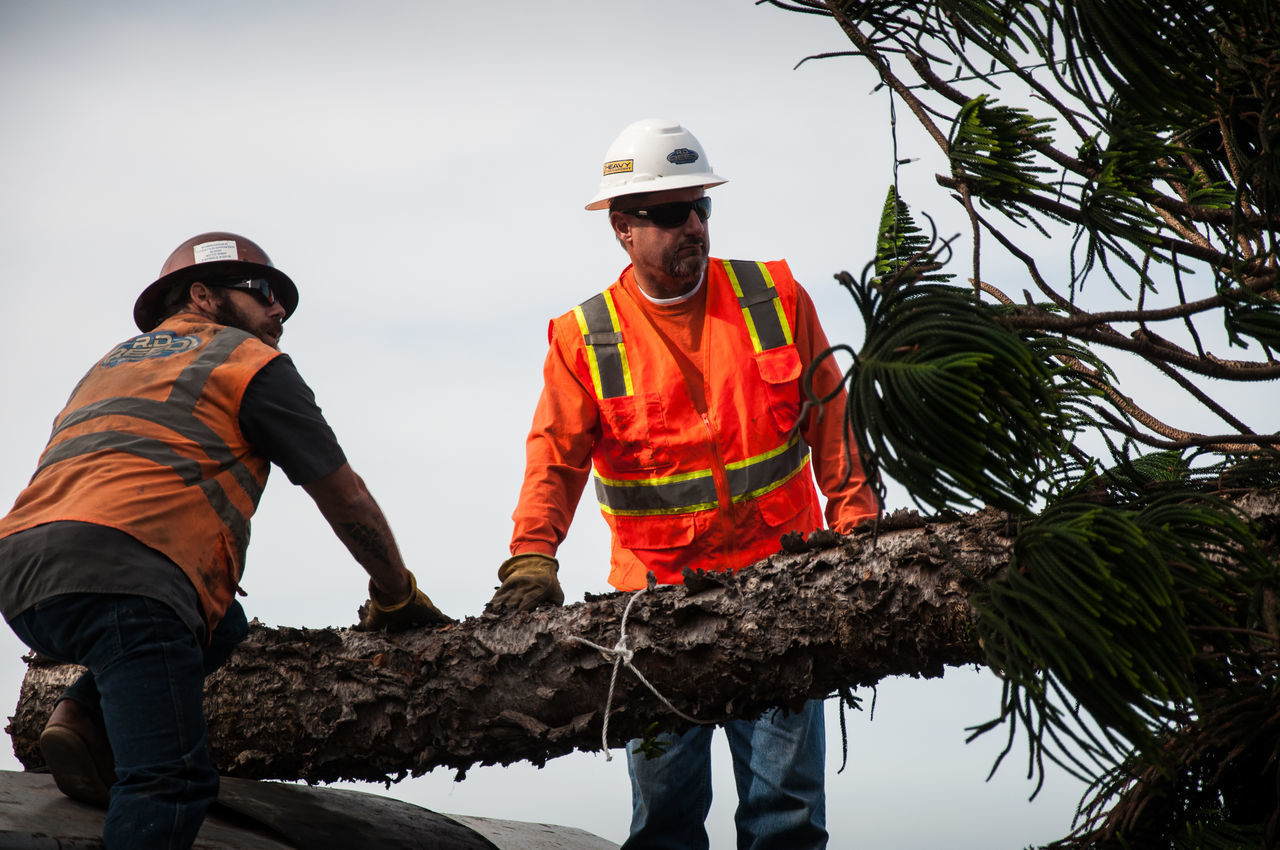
[355,570,453,631]
[487,553,564,613]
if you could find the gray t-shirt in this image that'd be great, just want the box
[0,355,346,640]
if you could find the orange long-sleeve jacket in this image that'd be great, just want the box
[510,258,879,590]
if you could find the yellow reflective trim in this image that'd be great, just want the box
[594,467,714,488]
[602,291,634,396]
[741,308,764,352]
[755,262,776,288]
[724,259,765,353]
[603,289,624,326]
[574,305,607,398]
[772,299,793,345]
[616,343,634,396]
[725,435,796,470]
[724,259,746,298]
[731,455,811,503]
[754,263,794,345]
[599,501,718,518]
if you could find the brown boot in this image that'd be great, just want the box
[38,697,116,807]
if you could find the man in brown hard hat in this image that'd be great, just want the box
[0,231,449,849]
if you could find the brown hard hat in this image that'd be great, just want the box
[134,231,299,332]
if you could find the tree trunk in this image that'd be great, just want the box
[7,509,1008,784]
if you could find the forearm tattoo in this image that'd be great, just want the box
[340,520,393,566]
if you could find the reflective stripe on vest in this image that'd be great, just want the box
[37,329,260,551]
[594,433,811,516]
[722,259,794,353]
[574,290,633,399]
[577,261,790,397]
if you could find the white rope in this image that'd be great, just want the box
[567,586,703,761]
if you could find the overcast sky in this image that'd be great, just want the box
[4,2,1268,846]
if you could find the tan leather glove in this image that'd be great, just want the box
[355,570,453,631]
[487,553,564,613]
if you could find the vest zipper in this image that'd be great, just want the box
[700,412,736,568]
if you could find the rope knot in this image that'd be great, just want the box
[566,585,703,761]
[612,640,633,663]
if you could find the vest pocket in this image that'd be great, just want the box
[753,346,803,433]
[754,475,812,528]
[613,511,698,549]
[598,392,670,471]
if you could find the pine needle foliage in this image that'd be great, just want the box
[972,492,1271,766]
[766,0,1280,845]
[950,96,1061,229]
[825,186,1106,514]
[873,185,953,285]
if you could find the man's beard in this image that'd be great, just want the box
[210,293,281,348]
[665,240,708,287]
[209,295,243,329]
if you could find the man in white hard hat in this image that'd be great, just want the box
[489,119,880,848]
[0,232,450,849]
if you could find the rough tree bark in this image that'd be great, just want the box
[7,509,1013,784]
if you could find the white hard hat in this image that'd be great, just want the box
[585,118,728,211]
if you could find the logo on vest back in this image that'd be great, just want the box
[666,148,698,165]
[102,332,202,367]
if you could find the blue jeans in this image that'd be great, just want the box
[10,594,247,850]
[623,699,827,850]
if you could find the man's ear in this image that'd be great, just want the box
[187,281,218,314]
[609,210,633,247]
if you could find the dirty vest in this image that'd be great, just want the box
[555,258,824,590]
[0,314,280,632]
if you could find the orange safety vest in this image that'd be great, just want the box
[0,314,280,632]
[553,258,824,590]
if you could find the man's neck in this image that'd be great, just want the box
[632,269,704,302]
[635,272,705,305]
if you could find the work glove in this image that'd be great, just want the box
[355,570,453,631]
[487,553,564,613]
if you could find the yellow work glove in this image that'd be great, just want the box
[487,554,564,613]
[355,570,453,631]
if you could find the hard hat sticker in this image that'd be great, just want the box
[603,159,634,177]
[192,239,239,264]
[666,148,699,165]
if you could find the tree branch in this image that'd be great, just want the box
[8,517,1006,784]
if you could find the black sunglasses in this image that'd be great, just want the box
[618,197,712,228]
[210,278,277,307]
